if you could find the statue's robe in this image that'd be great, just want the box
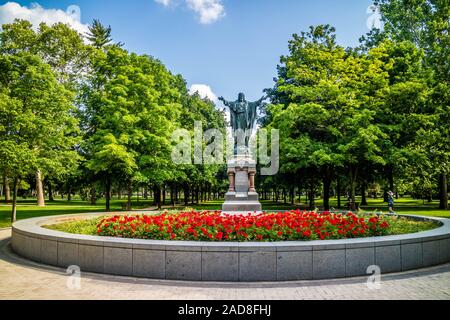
[225,97,261,154]
[229,102,248,132]
[246,101,258,131]
[229,101,258,133]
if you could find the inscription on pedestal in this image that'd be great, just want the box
[235,171,249,193]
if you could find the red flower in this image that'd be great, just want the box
[95,210,391,242]
[215,232,224,240]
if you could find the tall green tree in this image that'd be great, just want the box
[0,20,86,206]
[367,0,450,209]
[0,53,79,221]
[81,45,183,211]
[265,25,390,210]
[86,20,113,49]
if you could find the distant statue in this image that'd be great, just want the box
[219,93,266,155]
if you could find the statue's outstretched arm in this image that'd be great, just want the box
[251,96,267,108]
[218,96,230,107]
[257,95,267,105]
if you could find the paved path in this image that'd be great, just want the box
[0,229,449,300]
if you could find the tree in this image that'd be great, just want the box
[264,25,389,210]
[81,45,184,211]
[366,0,450,209]
[0,53,79,221]
[86,20,113,49]
[0,20,86,206]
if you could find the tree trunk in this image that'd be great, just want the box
[323,168,331,211]
[11,177,19,223]
[137,188,140,205]
[309,180,315,210]
[90,185,97,205]
[105,177,111,212]
[67,186,72,202]
[349,166,358,211]
[3,175,11,204]
[439,173,448,210]
[144,186,148,200]
[361,181,368,206]
[184,186,189,206]
[388,166,394,192]
[162,185,166,206]
[427,191,433,203]
[127,182,133,211]
[170,186,175,208]
[337,176,341,209]
[36,170,45,207]
[153,187,161,209]
[48,181,54,202]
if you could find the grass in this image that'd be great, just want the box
[0,196,158,228]
[1,195,448,229]
[45,216,100,235]
[193,198,450,218]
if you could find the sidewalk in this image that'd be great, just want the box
[0,229,449,300]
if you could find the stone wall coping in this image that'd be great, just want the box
[12,213,450,250]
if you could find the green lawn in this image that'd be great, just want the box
[192,197,450,218]
[1,196,448,228]
[0,197,158,228]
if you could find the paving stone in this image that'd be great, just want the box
[2,229,450,300]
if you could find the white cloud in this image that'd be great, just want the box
[186,0,225,24]
[155,0,225,24]
[0,2,89,35]
[155,0,172,6]
[189,84,218,103]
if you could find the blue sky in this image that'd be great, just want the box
[0,0,375,102]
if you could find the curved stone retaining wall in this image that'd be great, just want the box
[11,214,450,282]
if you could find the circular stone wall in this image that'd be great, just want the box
[11,213,450,282]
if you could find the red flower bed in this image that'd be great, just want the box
[96,210,390,242]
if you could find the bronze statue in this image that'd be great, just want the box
[219,93,266,154]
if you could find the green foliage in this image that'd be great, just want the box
[86,20,113,49]
[44,217,101,235]
[0,52,80,182]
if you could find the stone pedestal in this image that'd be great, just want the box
[222,155,262,214]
